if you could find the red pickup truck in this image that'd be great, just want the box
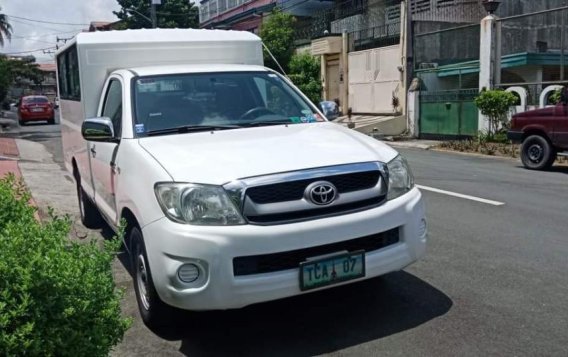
[507,104,568,170]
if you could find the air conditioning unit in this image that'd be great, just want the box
[419,62,439,70]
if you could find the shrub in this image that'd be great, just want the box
[474,89,518,138]
[0,174,130,356]
[549,88,563,105]
[289,52,322,104]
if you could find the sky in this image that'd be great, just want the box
[1,0,120,63]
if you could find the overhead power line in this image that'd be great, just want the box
[0,46,57,55]
[11,30,81,40]
[11,38,55,45]
[9,18,84,33]
[5,14,90,26]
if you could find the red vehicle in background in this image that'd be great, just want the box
[17,95,55,126]
[508,103,568,170]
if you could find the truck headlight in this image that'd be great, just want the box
[154,183,246,225]
[387,155,414,200]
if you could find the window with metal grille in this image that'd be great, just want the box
[218,0,227,13]
[386,5,401,23]
[436,0,454,7]
[412,0,431,13]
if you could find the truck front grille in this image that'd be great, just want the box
[245,197,384,224]
[223,162,389,225]
[233,227,400,276]
[246,171,380,204]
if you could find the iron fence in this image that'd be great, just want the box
[413,23,480,71]
[352,22,401,51]
[497,6,568,87]
[292,0,401,43]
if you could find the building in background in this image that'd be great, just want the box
[5,56,57,102]
[413,0,568,139]
[36,63,57,101]
[196,0,568,137]
[198,0,335,34]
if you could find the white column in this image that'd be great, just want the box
[341,31,349,114]
[399,0,408,116]
[407,90,420,137]
[321,55,327,101]
[478,14,501,132]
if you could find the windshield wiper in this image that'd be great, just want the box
[241,120,292,127]
[146,124,240,136]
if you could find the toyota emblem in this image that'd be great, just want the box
[305,181,338,205]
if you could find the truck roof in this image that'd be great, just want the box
[128,64,270,77]
[60,28,260,51]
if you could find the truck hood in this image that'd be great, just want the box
[513,106,554,118]
[138,122,398,184]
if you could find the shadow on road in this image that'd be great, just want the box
[101,220,452,356]
[514,164,568,174]
[171,272,451,356]
[549,166,568,174]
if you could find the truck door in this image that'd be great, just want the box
[554,103,568,149]
[89,77,123,222]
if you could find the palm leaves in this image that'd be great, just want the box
[0,6,13,47]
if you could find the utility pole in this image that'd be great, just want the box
[151,0,161,28]
[56,36,73,45]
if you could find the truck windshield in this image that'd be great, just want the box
[133,71,325,136]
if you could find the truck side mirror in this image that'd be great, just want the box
[82,117,118,142]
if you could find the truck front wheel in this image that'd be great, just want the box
[521,135,556,170]
[131,226,175,329]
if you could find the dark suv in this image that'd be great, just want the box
[508,104,568,170]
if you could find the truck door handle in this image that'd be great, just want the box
[111,162,119,174]
[90,146,96,157]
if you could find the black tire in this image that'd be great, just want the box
[130,226,175,329]
[19,120,25,126]
[521,135,556,170]
[48,117,55,125]
[76,181,102,229]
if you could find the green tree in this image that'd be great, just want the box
[0,55,45,103]
[288,52,322,104]
[0,6,12,47]
[260,9,296,73]
[114,0,198,29]
[474,89,518,137]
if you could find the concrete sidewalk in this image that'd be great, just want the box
[0,138,21,178]
[384,139,438,150]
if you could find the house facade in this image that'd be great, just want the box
[412,0,568,138]
[198,0,335,33]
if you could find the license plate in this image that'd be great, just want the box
[300,251,365,291]
[31,108,43,112]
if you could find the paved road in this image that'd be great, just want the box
[0,111,63,165]
[4,125,568,356]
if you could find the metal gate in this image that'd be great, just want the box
[419,89,478,139]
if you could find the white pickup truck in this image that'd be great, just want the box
[57,29,427,328]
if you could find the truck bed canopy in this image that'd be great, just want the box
[57,29,263,119]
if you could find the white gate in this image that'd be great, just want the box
[348,45,401,114]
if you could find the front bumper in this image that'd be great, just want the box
[507,130,523,143]
[20,111,54,121]
[142,187,427,311]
